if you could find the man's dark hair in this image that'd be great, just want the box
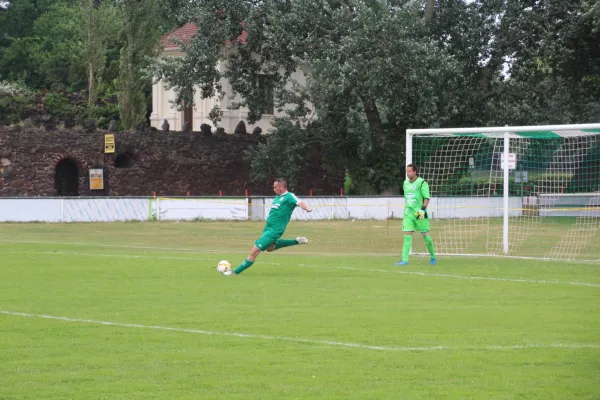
[274,178,288,188]
[406,164,419,174]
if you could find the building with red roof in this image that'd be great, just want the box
[150,23,302,133]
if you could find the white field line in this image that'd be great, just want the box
[2,249,600,289]
[0,239,231,254]
[2,311,598,353]
[297,264,600,289]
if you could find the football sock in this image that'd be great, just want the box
[424,235,436,258]
[402,234,412,262]
[234,259,254,274]
[274,239,298,250]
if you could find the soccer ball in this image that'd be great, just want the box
[217,260,232,274]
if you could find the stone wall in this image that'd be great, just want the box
[0,126,343,197]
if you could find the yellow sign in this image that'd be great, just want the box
[89,168,104,190]
[104,134,115,153]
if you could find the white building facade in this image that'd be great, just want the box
[150,23,310,133]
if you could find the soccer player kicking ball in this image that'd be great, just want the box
[223,178,312,276]
[394,164,437,266]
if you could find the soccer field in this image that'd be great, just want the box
[0,221,599,399]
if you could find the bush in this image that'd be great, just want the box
[0,81,35,97]
[0,83,123,130]
[440,172,577,196]
[43,91,121,129]
[85,102,121,130]
[0,81,39,125]
[343,172,354,195]
[44,92,84,121]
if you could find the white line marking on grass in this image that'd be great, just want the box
[0,239,229,254]
[5,250,215,263]
[3,249,600,289]
[2,311,598,353]
[297,264,600,289]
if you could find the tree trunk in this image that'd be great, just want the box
[424,0,435,24]
[88,63,94,107]
[361,97,385,143]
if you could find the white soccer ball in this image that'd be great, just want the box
[217,260,232,274]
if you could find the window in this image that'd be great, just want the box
[258,75,274,115]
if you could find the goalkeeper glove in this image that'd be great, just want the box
[415,207,428,220]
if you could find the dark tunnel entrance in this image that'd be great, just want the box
[54,158,79,196]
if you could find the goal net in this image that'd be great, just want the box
[407,124,600,261]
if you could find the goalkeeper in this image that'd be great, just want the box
[394,164,437,266]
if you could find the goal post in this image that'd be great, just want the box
[406,123,600,261]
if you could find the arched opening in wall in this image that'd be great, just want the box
[54,158,79,196]
[114,152,135,168]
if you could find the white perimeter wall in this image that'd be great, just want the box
[262,197,523,221]
[0,198,248,222]
[0,195,596,222]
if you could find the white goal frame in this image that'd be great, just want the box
[406,123,600,258]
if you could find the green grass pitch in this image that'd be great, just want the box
[0,221,599,399]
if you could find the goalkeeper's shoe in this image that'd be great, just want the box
[394,261,409,266]
[430,258,437,265]
[296,237,309,244]
[223,270,234,276]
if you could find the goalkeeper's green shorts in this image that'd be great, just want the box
[402,214,430,233]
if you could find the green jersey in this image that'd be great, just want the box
[266,191,300,231]
[403,177,430,217]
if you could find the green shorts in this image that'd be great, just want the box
[402,214,430,233]
[254,228,283,251]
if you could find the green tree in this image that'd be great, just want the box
[429,0,600,126]
[584,0,600,29]
[30,2,86,90]
[0,0,81,87]
[0,0,54,86]
[152,0,455,192]
[118,0,162,129]
[151,0,600,192]
[79,0,119,106]
[0,0,124,93]
[0,0,59,45]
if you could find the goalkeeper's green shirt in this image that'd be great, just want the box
[266,192,299,232]
[403,177,430,217]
